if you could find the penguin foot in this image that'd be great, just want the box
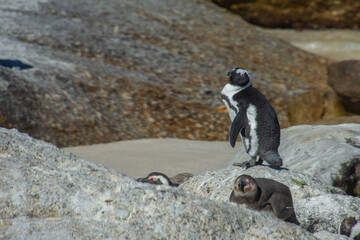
[233,159,263,169]
[233,162,251,169]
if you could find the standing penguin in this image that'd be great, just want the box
[230,174,300,225]
[220,67,282,168]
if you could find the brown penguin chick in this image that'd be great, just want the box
[230,174,300,225]
[137,172,179,187]
[339,217,360,240]
[169,173,194,185]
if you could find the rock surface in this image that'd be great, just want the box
[327,60,360,114]
[180,166,360,237]
[0,127,315,239]
[212,0,360,29]
[296,194,360,233]
[229,124,360,197]
[0,0,344,147]
[180,165,344,202]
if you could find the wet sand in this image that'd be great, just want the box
[263,28,360,61]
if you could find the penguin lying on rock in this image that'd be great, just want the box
[221,67,283,168]
[137,172,193,187]
[230,174,300,225]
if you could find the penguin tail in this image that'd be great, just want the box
[260,151,283,168]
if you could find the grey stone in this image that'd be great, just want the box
[313,230,351,240]
[295,194,360,233]
[180,166,344,203]
[0,127,314,239]
[180,165,360,234]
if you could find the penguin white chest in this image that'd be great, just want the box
[246,104,259,156]
[221,83,242,121]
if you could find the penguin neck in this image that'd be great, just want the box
[154,175,171,186]
[221,83,252,96]
[151,174,179,187]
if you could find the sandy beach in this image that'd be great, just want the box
[64,139,239,178]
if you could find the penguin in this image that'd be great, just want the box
[339,217,360,240]
[230,174,300,225]
[220,67,282,168]
[169,172,194,185]
[137,172,180,187]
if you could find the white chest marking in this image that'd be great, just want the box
[233,189,257,198]
[247,104,258,156]
[221,83,249,121]
[149,175,170,185]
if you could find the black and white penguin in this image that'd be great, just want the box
[220,67,282,168]
[230,174,300,225]
[137,172,179,187]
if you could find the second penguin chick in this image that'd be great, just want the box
[230,174,300,225]
[137,172,179,187]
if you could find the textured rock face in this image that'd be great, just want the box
[180,166,360,237]
[180,166,344,203]
[229,124,360,197]
[327,60,360,114]
[296,194,360,233]
[212,0,360,29]
[0,127,314,239]
[0,0,343,147]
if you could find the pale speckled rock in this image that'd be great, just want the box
[228,124,360,195]
[0,128,314,239]
[296,194,360,233]
[314,230,351,240]
[180,166,344,203]
[180,165,360,238]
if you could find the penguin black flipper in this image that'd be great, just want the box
[267,192,300,225]
[230,107,246,148]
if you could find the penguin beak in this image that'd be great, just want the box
[227,70,231,76]
[238,180,246,190]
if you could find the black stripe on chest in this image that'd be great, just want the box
[221,94,238,114]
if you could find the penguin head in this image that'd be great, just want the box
[227,67,252,88]
[233,174,258,197]
[137,172,172,186]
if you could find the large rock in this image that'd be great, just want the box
[212,0,360,29]
[180,166,360,237]
[0,0,343,147]
[0,127,314,239]
[229,124,360,196]
[296,194,360,233]
[327,60,360,114]
[180,166,344,202]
